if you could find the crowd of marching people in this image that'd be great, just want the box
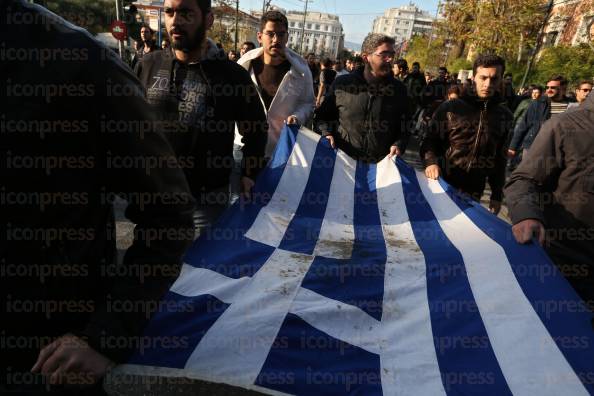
[1,0,593,394]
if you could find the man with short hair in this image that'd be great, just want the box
[393,58,409,80]
[422,65,450,117]
[315,33,410,162]
[237,10,315,157]
[306,52,321,96]
[316,57,336,108]
[408,61,427,100]
[420,54,513,214]
[132,24,160,68]
[333,58,349,76]
[350,55,364,72]
[240,40,256,57]
[508,75,572,158]
[567,80,592,111]
[507,85,543,171]
[135,0,268,235]
[575,80,593,103]
[502,72,519,111]
[513,84,542,126]
[395,59,426,114]
[345,58,353,72]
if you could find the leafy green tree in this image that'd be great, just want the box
[401,35,447,72]
[531,44,594,86]
[438,0,547,61]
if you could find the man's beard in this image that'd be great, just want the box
[170,22,207,53]
[368,62,391,80]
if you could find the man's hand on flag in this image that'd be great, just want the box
[425,164,441,180]
[241,176,255,200]
[388,145,401,158]
[512,219,546,246]
[489,199,502,215]
[31,334,114,386]
[325,135,336,149]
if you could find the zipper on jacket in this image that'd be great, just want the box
[467,100,488,172]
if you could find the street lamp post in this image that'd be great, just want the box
[114,0,124,58]
[298,0,312,55]
[235,0,239,52]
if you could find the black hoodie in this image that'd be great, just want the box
[135,42,268,201]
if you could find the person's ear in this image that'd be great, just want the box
[257,32,263,45]
[205,11,214,30]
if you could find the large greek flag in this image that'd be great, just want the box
[121,125,593,395]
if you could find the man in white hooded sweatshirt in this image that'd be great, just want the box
[229,10,315,203]
[237,10,315,157]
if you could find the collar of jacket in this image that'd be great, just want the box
[352,66,398,86]
[237,46,309,77]
[583,90,594,111]
[167,38,226,65]
[461,92,505,109]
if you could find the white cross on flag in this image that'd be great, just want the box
[119,125,594,395]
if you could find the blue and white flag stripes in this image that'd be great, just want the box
[121,125,594,395]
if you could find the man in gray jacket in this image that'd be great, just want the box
[505,92,594,309]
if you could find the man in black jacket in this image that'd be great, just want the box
[1,0,195,394]
[315,33,410,163]
[135,0,267,235]
[420,54,513,215]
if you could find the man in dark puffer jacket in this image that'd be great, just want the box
[315,33,411,163]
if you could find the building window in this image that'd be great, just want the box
[544,31,558,48]
[315,24,320,30]
[307,23,312,29]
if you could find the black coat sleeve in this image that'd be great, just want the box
[419,101,449,168]
[314,82,339,137]
[232,65,268,179]
[504,118,564,225]
[80,57,196,363]
[393,82,412,154]
[487,111,514,202]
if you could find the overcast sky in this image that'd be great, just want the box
[238,0,440,44]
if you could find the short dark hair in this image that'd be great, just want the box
[504,72,513,78]
[438,66,448,73]
[352,55,363,64]
[395,58,408,70]
[412,61,420,67]
[140,24,153,34]
[321,57,333,68]
[448,85,462,96]
[260,10,288,31]
[196,0,211,14]
[472,53,506,75]
[578,80,593,88]
[241,41,256,49]
[361,33,395,55]
[548,75,568,86]
[528,84,542,93]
